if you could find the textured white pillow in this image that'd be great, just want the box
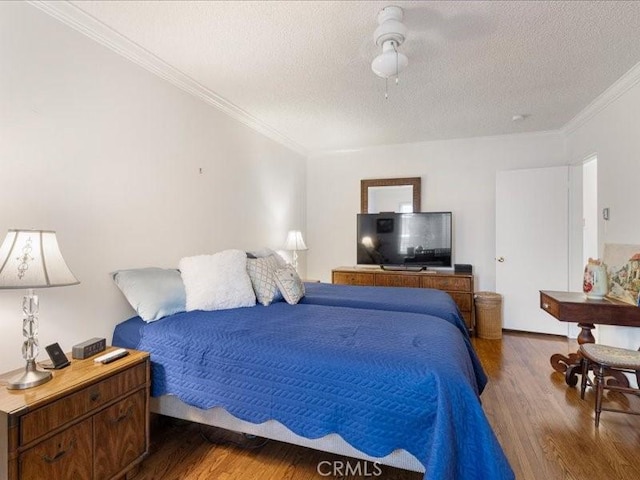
[274,265,305,305]
[179,250,256,311]
[247,248,288,268]
[247,255,284,306]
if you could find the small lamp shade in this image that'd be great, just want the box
[284,231,308,252]
[283,231,307,273]
[0,229,79,390]
[0,230,79,289]
[0,230,80,390]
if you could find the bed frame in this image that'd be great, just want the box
[151,394,424,473]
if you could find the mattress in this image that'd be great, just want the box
[113,302,513,479]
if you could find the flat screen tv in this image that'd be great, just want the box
[357,212,452,268]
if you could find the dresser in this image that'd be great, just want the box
[332,267,475,332]
[0,348,150,480]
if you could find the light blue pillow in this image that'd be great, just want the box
[112,267,186,322]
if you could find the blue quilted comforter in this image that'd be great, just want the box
[113,302,513,480]
[302,282,467,333]
[302,282,486,388]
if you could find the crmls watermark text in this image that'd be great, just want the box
[316,460,383,477]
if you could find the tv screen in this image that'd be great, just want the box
[357,212,452,268]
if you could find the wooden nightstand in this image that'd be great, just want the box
[0,348,150,480]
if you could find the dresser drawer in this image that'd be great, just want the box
[20,363,147,446]
[94,390,147,480]
[421,276,471,292]
[374,274,420,288]
[332,272,375,286]
[19,417,92,480]
[449,292,472,312]
[460,311,473,330]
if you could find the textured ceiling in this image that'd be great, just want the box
[66,0,640,154]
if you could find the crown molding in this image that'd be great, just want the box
[28,1,308,156]
[563,60,640,135]
[310,129,564,158]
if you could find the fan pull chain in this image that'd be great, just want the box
[395,43,400,85]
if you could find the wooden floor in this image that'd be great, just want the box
[133,332,640,479]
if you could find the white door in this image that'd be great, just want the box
[496,166,569,335]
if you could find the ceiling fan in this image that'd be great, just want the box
[371,5,409,99]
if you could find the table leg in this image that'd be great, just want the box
[576,322,596,344]
[549,323,595,386]
[550,353,583,386]
[549,322,629,388]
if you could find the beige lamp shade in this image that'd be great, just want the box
[0,230,79,289]
[284,231,308,252]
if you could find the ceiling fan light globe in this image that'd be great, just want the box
[371,50,408,78]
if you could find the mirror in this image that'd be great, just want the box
[361,177,421,213]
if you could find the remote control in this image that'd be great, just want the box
[93,348,129,364]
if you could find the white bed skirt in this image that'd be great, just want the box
[151,395,424,473]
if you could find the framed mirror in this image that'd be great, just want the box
[361,177,421,213]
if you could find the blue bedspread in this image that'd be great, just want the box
[303,282,467,333]
[302,282,486,389]
[113,303,513,480]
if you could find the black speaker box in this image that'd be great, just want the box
[454,264,473,274]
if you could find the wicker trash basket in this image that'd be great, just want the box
[475,292,503,339]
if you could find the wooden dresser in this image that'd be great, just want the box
[332,267,475,331]
[0,348,150,480]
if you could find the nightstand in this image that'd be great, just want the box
[0,348,150,480]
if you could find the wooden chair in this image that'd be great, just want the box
[579,343,640,427]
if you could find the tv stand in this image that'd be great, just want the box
[381,265,425,272]
[332,267,475,333]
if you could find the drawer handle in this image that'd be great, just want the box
[543,303,550,309]
[110,406,134,424]
[43,440,75,464]
[89,391,101,402]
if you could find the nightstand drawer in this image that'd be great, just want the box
[19,417,93,480]
[20,362,147,445]
[94,390,147,480]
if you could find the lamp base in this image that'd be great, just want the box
[6,360,52,390]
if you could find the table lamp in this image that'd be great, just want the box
[0,230,79,390]
[284,230,308,272]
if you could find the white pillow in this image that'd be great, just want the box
[274,265,305,305]
[247,248,287,268]
[179,250,256,311]
[247,255,284,306]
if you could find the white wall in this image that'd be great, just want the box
[582,158,599,264]
[0,3,305,370]
[566,76,640,348]
[306,132,566,288]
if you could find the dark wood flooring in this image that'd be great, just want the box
[132,332,640,479]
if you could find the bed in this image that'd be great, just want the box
[302,282,468,333]
[113,292,514,479]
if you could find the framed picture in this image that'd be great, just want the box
[603,243,640,306]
